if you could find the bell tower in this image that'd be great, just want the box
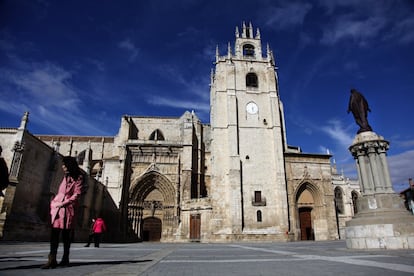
[210,22,289,240]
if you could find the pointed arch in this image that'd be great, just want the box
[129,171,175,205]
[295,182,323,206]
[294,182,323,241]
[77,149,86,164]
[149,129,165,141]
[127,171,177,242]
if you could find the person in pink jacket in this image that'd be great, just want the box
[93,217,106,247]
[41,156,84,269]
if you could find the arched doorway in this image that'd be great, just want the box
[299,207,314,240]
[294,181,337,241]
[128,170,178,242]
[296,183,319,240]
[142,217,162,241]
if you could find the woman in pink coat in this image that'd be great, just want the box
[41,156,84,269]
[93,217,106,247]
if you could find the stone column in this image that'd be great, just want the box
[346,131,414,249]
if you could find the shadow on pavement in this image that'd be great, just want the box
[0,259,152,271]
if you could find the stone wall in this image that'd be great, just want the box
[0,128,120,242]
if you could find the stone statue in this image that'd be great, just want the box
[347,88,372,134]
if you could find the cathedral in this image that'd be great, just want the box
[0,23,359,242]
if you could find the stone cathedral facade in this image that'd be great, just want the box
[0,23,360,242]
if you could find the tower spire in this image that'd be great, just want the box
[19,111,29,130]
[256,28,261,39]
[267,43,275,65]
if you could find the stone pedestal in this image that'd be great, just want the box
[346,131,414,249]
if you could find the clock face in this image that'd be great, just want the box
[246,102,258,114]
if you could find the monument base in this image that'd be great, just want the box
[346,194,414,249]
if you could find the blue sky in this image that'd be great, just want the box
[0,0,413,191]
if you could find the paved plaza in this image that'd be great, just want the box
[0,240,413,275]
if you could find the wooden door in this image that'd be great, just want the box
[142,217,162,241]
[299,207,314,240]
[190,214,201,241]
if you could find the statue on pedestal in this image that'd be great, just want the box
[347,88,372,133]
[346,88,414,250]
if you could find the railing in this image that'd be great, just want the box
[252,197,266,206]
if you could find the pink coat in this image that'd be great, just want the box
[93,218,106,233]
[50,174,83,229]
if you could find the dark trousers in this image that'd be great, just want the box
[85,233,94,246]
[94,233,102,247]
[50,228,73,258]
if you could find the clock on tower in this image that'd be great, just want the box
[246,102,258,114]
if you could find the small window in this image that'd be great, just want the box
[252,191,266,206]
[254,191,262,203]
[257,210,262,222]
[243,44,255,56]
[149,129,165,141]
[246,73,258,88]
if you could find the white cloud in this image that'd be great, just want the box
[322,118,414,187]
[147,96,210,113]
[320,15,386,46]
[398,139,414,149]
[384,17,414,45]
[177,26,199,38]
[32,105,108,135]
[318,0,374,15]
[202,41,217,62]
[264,2,312,30]
[318,119,356,173]
[298,32,314,48]
[0,100,30,118]
[118,38,139,62]
[2,62,81,112]
[156,63,210,101]
[87,58,105,72]
[297,52,333,90]
[0,39,15,51]
[318,0,413,46]
[343,61,359,71]
[388,149,414,186]
[322,120,353,148]
[0,56,113,135]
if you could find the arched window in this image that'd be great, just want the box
[243,44,255,56]
[257,210,262,222]
[149,129,165,141]
[246,73,258,88]
[334,187,344,214]
[76,150,86,165]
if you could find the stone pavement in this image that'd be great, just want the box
[0,240,413,275]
